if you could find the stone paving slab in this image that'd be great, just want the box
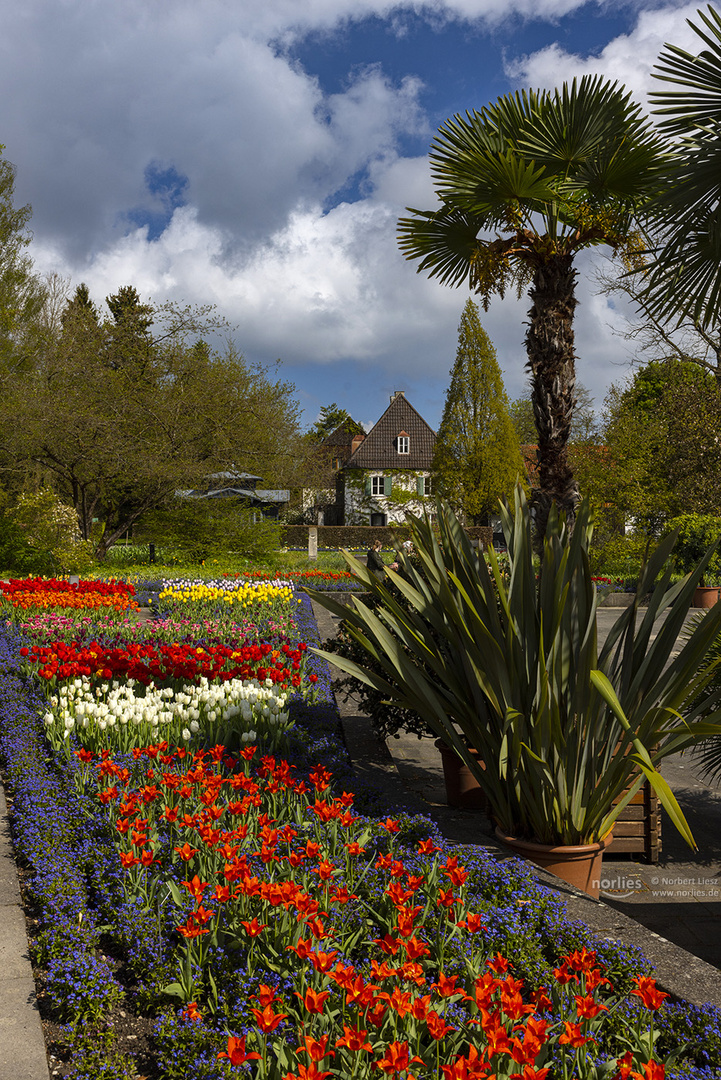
[0,976,50,1080]
[0,782,50,1080]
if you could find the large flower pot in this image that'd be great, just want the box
[693,586,719,608]
[494,828,613,900]
[435,739,487,812]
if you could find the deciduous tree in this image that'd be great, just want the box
[0,286,302,559]
[599,360,721,534]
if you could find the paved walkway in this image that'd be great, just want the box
[0,783,49,1080]
[312,598,721,1009]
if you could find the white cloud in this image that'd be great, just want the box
[5,0,692,427]
[505,3,703,105]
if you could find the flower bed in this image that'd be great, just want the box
[222,570,365,592]
[0,576,139,612]
[0,580,719,1078]
[18,638,306,689]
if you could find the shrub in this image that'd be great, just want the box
[0,488,95,574]
[137,498,281,563]
[665,513,721,584]
[589,531,653,581]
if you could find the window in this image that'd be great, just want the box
[424,476,434,496]
[371,475,385,496]
[397,435,410,454]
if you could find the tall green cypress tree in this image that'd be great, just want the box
[433,298,524,524]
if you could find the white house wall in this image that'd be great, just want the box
[344,471,432,525]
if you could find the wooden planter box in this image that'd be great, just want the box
[605,779,661,863]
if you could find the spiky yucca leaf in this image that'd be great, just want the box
[311,488,721,845]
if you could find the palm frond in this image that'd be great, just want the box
[525,76,636,163]
[397,206,484,287]
[431,148,558,218]
[522,75,668,206]
[696,734,721,782]
[640,203,721,328]
[652,5,721,133]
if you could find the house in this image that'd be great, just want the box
[181,471,290,519]
[336,391,436,525]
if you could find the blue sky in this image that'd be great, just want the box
[0,0,702,438]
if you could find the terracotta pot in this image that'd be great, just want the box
[435,739,487,812]
[693,586,719,609]
[494,827,613,900]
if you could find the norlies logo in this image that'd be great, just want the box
[595,875,645,900]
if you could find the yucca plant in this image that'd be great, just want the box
[312,488,721,846]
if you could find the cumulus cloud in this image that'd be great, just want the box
[4,0,696,426]
[505,2,703,105]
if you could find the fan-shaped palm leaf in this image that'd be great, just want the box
[432,149,558,219]
[523,77,640,166]
[397,207,485,288]
[643,7,721,327]
[651,4,721,132]
[642,203,721,325]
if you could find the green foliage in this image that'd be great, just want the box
[0,147,47,369]
[306,403,364,442]
[644,6,721,329]
[665,513,721,584]
[508,395,537,445]
[314,488,721,846]
[0,489,54,574]
[588,532,650,582]
[625,358,714,416]
[138,497,281,563]
[1,488,94,574]
[0,283,302,560]
[63,1031,136,1080]
[433,299,524,523]
[599,361,721,533]
[323,551,436,741]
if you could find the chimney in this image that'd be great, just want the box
[390,390,405,402]
[351,432,365,454]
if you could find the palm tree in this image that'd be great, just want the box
[397,76,667,534]
[643,5,721,330]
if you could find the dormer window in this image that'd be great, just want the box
[397,434,410,454]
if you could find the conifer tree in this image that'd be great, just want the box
[433,298,524,524]
[0,148,46,370]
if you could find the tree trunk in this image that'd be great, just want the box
[525,255,580,542]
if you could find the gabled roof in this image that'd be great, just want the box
[208,471,262,482]
[182,486,288,503]
[323,418,362,447]
[346,391,436,470]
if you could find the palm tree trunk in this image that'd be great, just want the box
[525,254,580,541]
